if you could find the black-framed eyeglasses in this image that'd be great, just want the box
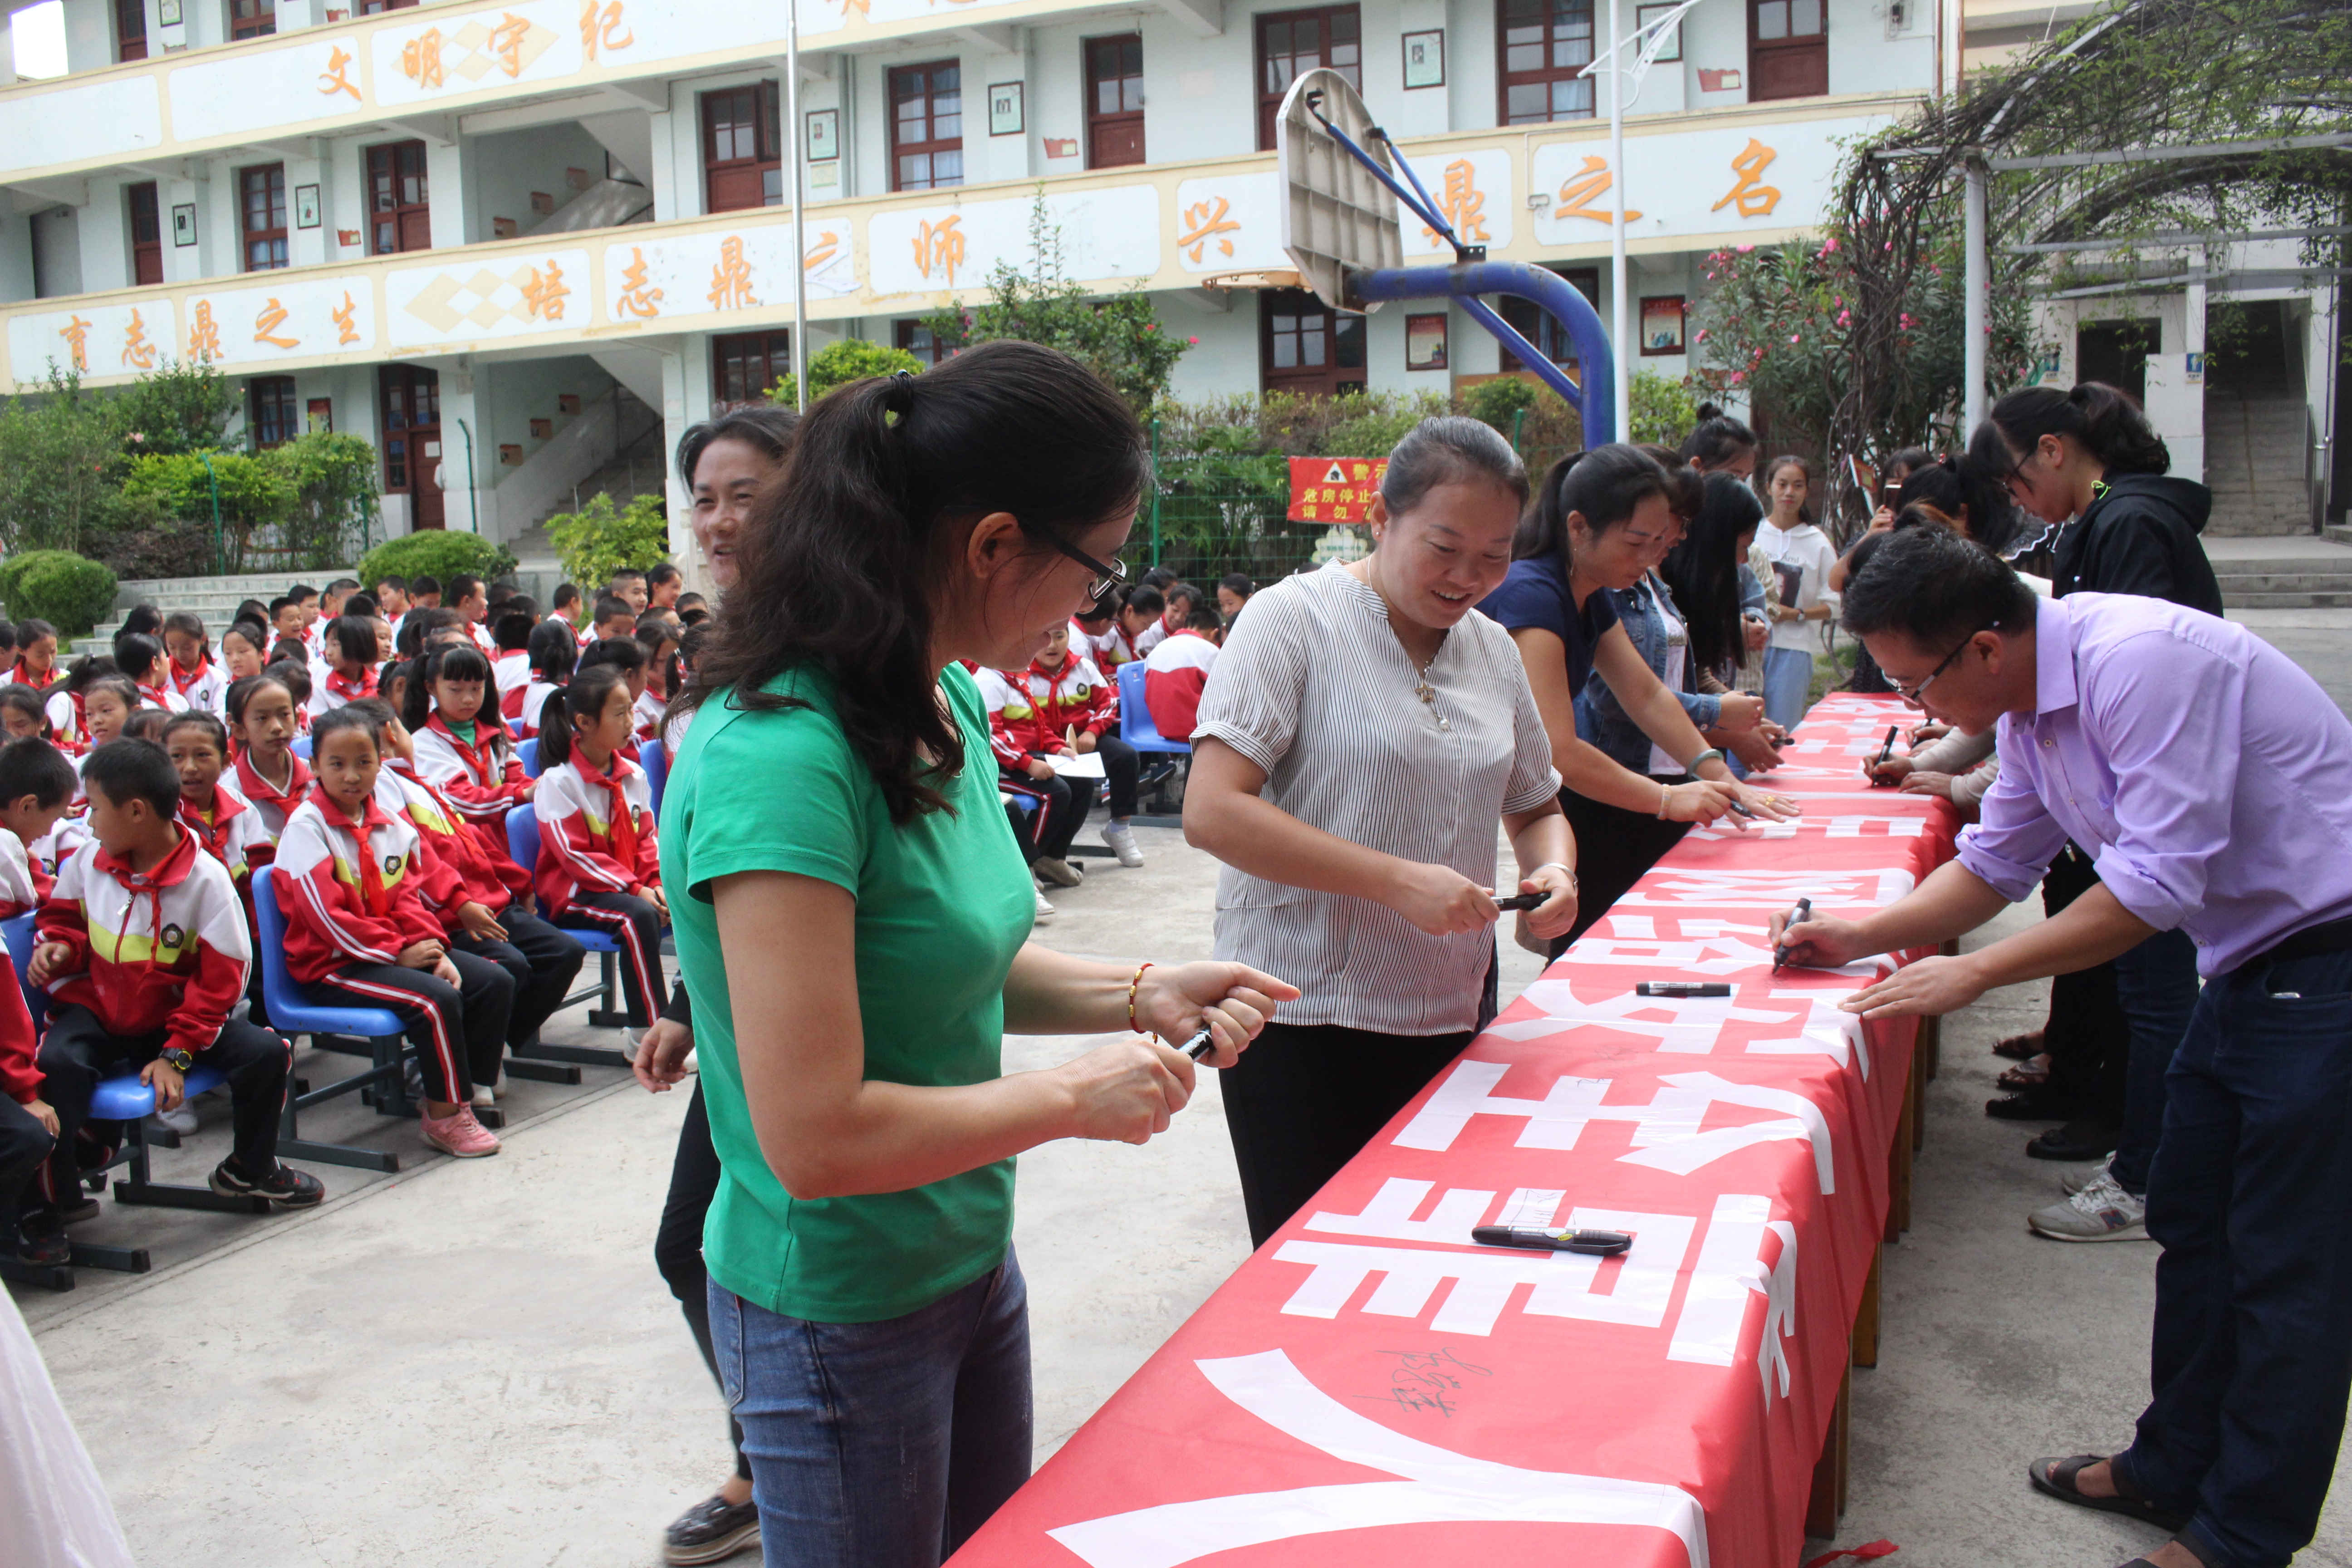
[1020,521,1127,600]
[1892,620,2000,705]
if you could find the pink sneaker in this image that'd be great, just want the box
[421,1104,501,1158]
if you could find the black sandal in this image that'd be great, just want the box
[2027,1455,2188,1531]
[1994,1031,2045,1061]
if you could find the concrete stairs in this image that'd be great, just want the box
[71,568,358,657]
[505,405,668,603]
[2204,390,2315,538]
[2204,537,2352,609]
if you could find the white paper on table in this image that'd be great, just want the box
[1048,752,1107,779]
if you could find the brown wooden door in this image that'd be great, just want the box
[1256,7,1360,152]
[381,365,445,531]
[1260,289,1366,396]
[890,63,964,191]
[368,141,432,255]
[703,82,781,214]
[1086,37,1146,169]
[128,182,163,286]
[115,0,146,61]
[1749,0,1828,100]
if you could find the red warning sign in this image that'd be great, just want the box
[1286,456,1388,523]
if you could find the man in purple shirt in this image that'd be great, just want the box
[1777,526,2352,1568]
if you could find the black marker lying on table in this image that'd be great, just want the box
[1471,1225,1634,1255]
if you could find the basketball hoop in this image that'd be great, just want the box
[1197,268,1306,292]
[1274,69,1402,315]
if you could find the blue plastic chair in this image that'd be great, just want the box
[1116,662,1188,828]
[640,740,667,816]
[518,737,541,778]
[251,873,407,1173]
[505,804,633,1066]
[292,735,313,760]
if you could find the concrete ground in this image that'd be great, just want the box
[14,608,2352,1568]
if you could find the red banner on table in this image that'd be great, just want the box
[952,697,1959,1568]
[1287,457,1389,523]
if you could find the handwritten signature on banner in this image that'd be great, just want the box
[1357,1346,1492,1418]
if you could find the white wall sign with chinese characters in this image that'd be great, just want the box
[166,34,366,141]
[603,223,859,325]
[6,301,180,384]
[385,249,591,348]
[178,276,376,367]
[371,0,583,108]
[1530,113,1892,248]
[1399,148,1515,258]
[0,75,162,172]
[867,186,1159,298]
[1171,171,1286,275]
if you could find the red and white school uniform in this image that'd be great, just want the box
[971,666,1039,776]
[492,650,531,704]
[29,818,85,887]
[231,748,313,843]
[996,650,1117,752]
[0,827,50,920]
[8,659,60,692]
[1142,629,1219,743]
[37,831,251,1062]
[381,761,530,923]
[467,620,497,658]
[308,663,380,720]
[170,657,227,716]
[1132,620,1170,660]
[1075,622,1125,676]
[177,782,271,900]
[512,679,563,740]
[632,688,666,746]
[134,680,190,714]
[532,751,662,1019]
[43,691,86,756]
[411,715,531,832]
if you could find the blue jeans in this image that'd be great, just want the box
[1761,644,1814,730]
[2108,926,2201,1195]
[2117,947,2352,1568]
[709,1251,1032,1568]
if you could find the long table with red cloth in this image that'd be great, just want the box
[951,695,1960,1568]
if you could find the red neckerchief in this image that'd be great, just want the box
[574,750,638,873]
[326,664,378,703]
[169,657,211,697]
[11,660,58,692]
[425,714,503,786]
[91,828,199,955]
[176,785,248,864]
[136,680,173,709]
[304,783,396,916]
[234,747,311,812]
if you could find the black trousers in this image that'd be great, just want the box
[35,1004,292,1197]
[2039,845,2131,1119]
[0,1094,54,1224]
[1221,1020,1474,1248]
[1001,772,1083,864]
[450,909,587,1048]
[555,891,664,1027]
[1093,734,1140,820]
[1553,784,1693,954]
[654,1079,752,1483]
[306,952,514,1104]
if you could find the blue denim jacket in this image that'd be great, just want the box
[1579,572,1722,775]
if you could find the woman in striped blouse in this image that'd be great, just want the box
[1186,417,1578,1247]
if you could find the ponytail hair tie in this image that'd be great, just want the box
[883,369,917,417]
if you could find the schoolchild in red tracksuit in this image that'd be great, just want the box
[510,621,578,741]
[165,712,271,909]
[0,737,75,921]
[0,905,56,1264]
[531,666,665,1030]
[271,708,514,1159]
[28,741,320,1245]
[405,643,534,838]
[997,623,1144,868]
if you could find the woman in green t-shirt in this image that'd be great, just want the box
[662,340,1295,1568]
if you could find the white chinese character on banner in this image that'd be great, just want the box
[1667,1193,1800,1406]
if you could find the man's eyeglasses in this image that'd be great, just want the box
[1892,621,2000,705]
[1020,521,1127,601]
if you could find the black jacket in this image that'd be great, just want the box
[2050,473,2224,614]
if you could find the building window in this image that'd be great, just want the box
[115,0,147,61]
[1256,7,1360,152]
[380,365,444,529]
[894,319,948,365]
[702,81,781,214]
[1498,0,1596,124]
[1749,0,1827,100]
[230,0,276,39]
[1498,266,1599,372]
[249,377,299,449]
[713,330,791,409]
[367,140,431,255]
[889,62,963,192]
[1260,288,1366,397]
[240,165,288,273]
[128,182,163,287]
[1086,36,1146,169]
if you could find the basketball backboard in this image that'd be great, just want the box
[1274,68,1403,314]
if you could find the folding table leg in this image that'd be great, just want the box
[1851,1246,1883,1369]
[1806,1364,1852,1537]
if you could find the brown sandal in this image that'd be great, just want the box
[1994,1031,2046,1061]
[1998,1057,2052,1090]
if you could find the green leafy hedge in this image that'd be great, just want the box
[0,550,119,638]
[357,530,519,589]
[544,492,670,588]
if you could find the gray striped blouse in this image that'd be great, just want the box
[1191,562,1562,1036]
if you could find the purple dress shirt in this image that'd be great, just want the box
[1957,592,2352,976]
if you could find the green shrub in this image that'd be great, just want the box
[773,339,926,408]
[542,492,670,587]
[2,550,118,637]
[1460,376,1539,436]
[357,530,519,589]
[1629,368,1700,446]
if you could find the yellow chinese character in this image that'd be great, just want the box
[1351,462,1370,480]
[318,44,361,101]
[333,291,361,345]
[912,216,965,286]
[706,236,758,311]
[59,315,91,374]
[616,247,665,318]
[254,297,299,349]
[1300,503,1319,520]
[580,0,632,59]
[1423,159,1490,245]
[1711,139,1782,219]
[804,230,839,271]
[187,301,221,360]
[519,261,571,320]
[489,13,533,78]
[1555,154,1642,225]
[1177,196,1241,264]
[401,29,444,88]
[121,309,156,370]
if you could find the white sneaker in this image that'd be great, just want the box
[1033,888,1056,924]
[681,1049,698,1075]
[2062,1156,2113,1196]
[156,1103,199,1137]
[1034,856,1083,888]
[490,1068,508,1101]
[2029,1171,2149,1242]
[1099,820,1145,868]
[471,1083,496,1110]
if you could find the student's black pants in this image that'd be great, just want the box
[1000,771,1084,864]
[0,1095,54,1226]
[450,909,587,1048]
[1093,735,1140,820]
[554,891,664,1028]
[306,953,514,1104]
[1550,784,1693,955]
[35,1004,292,1196]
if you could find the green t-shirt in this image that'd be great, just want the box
[662,660,1035,1323]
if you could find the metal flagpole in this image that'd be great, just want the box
[1963,152,1985,436]
[1607,0,1630,441]
[787,0,810,410]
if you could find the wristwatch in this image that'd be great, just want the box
[159,1047,195,1073]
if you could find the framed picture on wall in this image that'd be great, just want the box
[157,0,182,23]
[306,398,333,433]
[294,184,321,229]
[1402,30,1445,88]
[1406,312,1448,371]
[1639,295,1687,355]
[805,108,839,162]
[988,82,1024,137]
[171,203,196,246]
[1635,3,1684,61]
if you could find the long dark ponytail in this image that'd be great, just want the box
[679,339,1146,824]
[1969,381,2170,478]
[1663,470,1764,679]
[1515,443,1676,571]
